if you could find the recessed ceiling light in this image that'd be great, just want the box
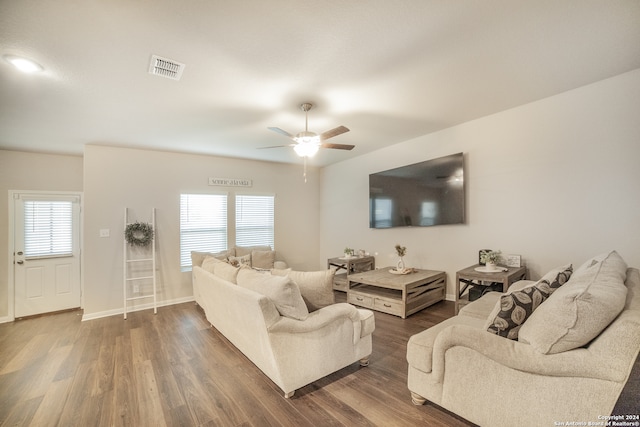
[3,55,44,73]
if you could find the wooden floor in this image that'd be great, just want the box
[0,295,474,427]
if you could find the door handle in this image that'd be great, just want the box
[16,261,24,264]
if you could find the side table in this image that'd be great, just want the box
[455,264,527,314]
[327,256,375,292]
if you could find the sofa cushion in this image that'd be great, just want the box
[459,292,502,320]
[484,264,572,339]
[519,251,628,354]
[237,268,309,321]
[252,250,276,269]
[191,249,233,268]
[272,268,335,311]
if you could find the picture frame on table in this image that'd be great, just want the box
[505,254,521,268]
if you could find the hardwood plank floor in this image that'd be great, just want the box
[0,295,474,427]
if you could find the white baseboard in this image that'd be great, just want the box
[0,316,12,324]
[81,296,195,321]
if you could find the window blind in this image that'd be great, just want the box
[235,195,274,248]
[24,200,73,258]
[180,194,227,268]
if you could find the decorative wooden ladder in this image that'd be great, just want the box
[123,207,157,319]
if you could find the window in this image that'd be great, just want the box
[24,200,73,258]
[235,194,274,249]
[180,193,227,269]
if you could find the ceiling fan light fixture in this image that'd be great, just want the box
[293,142,320,158]
[293,131,320,144]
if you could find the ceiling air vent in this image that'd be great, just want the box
[148,55,185,81]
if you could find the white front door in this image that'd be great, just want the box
[12,192,81,318]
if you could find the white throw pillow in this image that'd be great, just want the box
[271,268,335,311]
[191,249,233,268]
[212,261,240,284]
[573,252,610,275]
[201,255,222,274]
[519,251,628,354]
[237,268,309,321]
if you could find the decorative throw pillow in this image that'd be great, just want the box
[228,254,251,267]
[484,264,573,339]
[271,268,335,311]
[201,255,223,274]
[519,251,627,354]
[191,249,232,268]
[236,268,309,321]
[573,252,609,275]
[212,261,240,284]
[252,250,276,269]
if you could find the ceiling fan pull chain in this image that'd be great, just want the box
[303,156,308,183]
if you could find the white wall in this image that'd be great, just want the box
[0,150,84,319]
[320,69,640,299]
[4,69,639,320]
[83,145,321,319]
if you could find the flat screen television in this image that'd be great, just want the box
[369,152,465,228]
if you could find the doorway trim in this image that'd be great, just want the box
[7,190,84,322]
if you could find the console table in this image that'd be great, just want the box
[455,264,527,314]
[327,256,375,292]
[347,268,446,318]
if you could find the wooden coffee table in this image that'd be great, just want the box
[347,268,446,318]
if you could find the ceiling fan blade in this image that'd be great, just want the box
[258,144,296,149]
[268,127,294,138]
[320,126,350,140]
[321,142,355,150]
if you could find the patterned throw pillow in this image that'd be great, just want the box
[486,265,573,339]
[228,254,251,267]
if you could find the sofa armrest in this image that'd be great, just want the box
[431,324,627,384]
[268,303,360,334]
[274,260,288,270]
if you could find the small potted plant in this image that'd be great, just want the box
[344,247,354,258]
[480,250,502,270]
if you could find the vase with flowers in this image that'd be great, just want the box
[395,244,407,272]
[480,250,502,271]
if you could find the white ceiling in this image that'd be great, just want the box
[1,1,639,166]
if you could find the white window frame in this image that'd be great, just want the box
[235,194,275,249]
[179,193,228,271]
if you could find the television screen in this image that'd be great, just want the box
[369,152,465,228]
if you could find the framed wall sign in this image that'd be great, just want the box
[506,254,521,268]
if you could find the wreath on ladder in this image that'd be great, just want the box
[124,222,154,247]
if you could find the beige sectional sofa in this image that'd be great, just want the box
[407,251,640,426]
[192,253,375,398]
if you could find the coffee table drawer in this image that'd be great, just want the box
[347,292,374,308]
[333,273,349,291]
[374,298,402,316]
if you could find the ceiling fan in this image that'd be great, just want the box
[263,103,354,158]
